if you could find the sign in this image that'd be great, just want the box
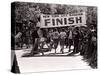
[40,12,86,28]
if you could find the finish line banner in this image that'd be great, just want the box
[40,12,86,28]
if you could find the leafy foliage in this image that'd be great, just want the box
[14,2,97,27]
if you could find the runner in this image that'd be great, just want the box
[52,28,59,53]
[47,29,54,51]
[59,28,66,54]
[31,22,45,55]
[68,27,73,52]
[73,27,80,54]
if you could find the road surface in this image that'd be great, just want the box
[15,45,91,73]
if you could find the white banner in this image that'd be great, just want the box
[40,12,86,28]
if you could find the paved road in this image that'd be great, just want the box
[15,45,91,73]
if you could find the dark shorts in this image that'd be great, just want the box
[60,39,65,46]
[68,39,73,45]
[53,39,59,49]
[53,39,59,43]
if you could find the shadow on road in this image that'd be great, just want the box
[21,51,80,57]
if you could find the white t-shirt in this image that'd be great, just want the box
[52,31,59,39]
[68,31,72,39]
[60,32,66,39]
[37,29,43,38]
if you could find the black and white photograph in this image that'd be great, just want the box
[11,2,97,73]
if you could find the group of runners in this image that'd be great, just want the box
[31,22,88,55]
